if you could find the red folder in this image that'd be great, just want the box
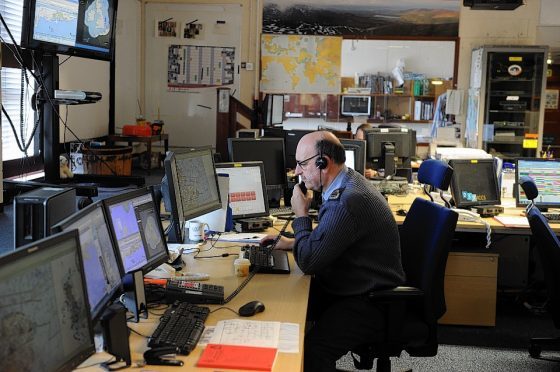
[197,344,277,371]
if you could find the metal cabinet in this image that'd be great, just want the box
[466,46,548,160]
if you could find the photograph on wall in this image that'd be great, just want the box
[545,89,559,110]
[156,19,177,37]
[183,22,204,39]
[263,0,460,37]
[168,45,235,90]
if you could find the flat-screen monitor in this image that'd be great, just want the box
[339,138,366,175]
[53,201,123,321]
[448,159,501,209]
[104,188,169,274]
[341,95,371,117]
[163,148,222,243]
[284,129,314,169]
[0,230,95,371]
[21,0,118,61]
[215,161,269,219]
[364,128,417,177]
[515,158,560,210]
[227,138,288,208]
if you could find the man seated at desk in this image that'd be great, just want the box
[263,131,405,372]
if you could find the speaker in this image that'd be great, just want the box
[100,303,131,367]
[315,140,328,170]
[121,270,148,323]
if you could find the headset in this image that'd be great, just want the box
[315,139,328,170]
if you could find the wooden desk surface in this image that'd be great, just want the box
[387,193,560,234]
[81,238,310,371]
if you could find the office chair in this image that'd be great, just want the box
[519,176,560,359]
[352,159,458,371]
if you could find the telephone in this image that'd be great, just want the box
[453,208,481,223]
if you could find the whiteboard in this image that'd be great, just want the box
[341,39,456,79]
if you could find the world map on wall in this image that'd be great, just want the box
[260,34,341,94]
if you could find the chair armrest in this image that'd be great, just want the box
[368,286,424,300]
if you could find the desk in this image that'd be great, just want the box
[388,193,560,326]
[107,134,169,172]
[81,237,310,371]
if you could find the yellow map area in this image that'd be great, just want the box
[260,34,341,94]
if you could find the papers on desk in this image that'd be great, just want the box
[494,215,529,228]
[197,319,289,371]
[216,232,268,243]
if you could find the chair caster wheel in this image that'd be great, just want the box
[529,344,541,358]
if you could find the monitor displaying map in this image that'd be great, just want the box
[21,0,117,61]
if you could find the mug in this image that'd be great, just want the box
[187,220,207,242]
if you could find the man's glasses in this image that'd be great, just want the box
[296,153,319,169]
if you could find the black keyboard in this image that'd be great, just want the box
[148,301,209,355]
[241,244,290,274]
[542,212,560,222]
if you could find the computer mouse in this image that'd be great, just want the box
[238,300,265,317]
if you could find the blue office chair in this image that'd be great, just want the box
[519,176,560,359]
[352,159,458,371]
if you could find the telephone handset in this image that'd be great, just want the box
[298,181,307,195]
[453,208,481,222]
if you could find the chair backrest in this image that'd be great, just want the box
[417,159,453,191]
[521,176,560,328]
[400,198,458,320]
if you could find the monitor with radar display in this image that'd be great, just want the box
[53,201,123,321]
[448,159,501,209]
[215,161,269,219]
[21,0,118,61]
[104,188,169,274]
[515,158,560,210]
[339,138,366,175]
[364,127,416,178]
[0,230,95,371]
[341,96,371,117]
[163,148,222,243]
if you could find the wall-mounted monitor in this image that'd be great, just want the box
[21,0,118,61]
[0,230,95,371]
[339,138,366,175]
[215,161,269,219]
[515,158,560,211]
[448,159,501,209]
[53,201,123,321]
[341,95,371,117]
[104,188,169,274]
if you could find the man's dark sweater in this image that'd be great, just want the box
[292,168,405,296]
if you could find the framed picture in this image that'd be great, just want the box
[183,22,204,39]
[156,19,177,38]
[545,89,559,110]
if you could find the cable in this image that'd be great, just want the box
[222,270,258,304]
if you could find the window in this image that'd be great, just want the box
[1,0,39,172]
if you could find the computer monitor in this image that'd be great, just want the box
[163,148,222,243]
[21,0,117,61]
[284,129,314,169]
[341,95,371,117]
[215,161,269,219]
[364,128,417,178]
[53,201,123,321]
[515,158,560,210]
[228,137,288,207]
[0,230,95,370]
[103,188,169,274]
[339,138,366,175]
[448,159,501,209]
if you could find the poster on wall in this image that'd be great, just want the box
[545,89,559,110]
[156,19,177,37]
[168,45,235,90]
[263,0,460,37]
[260,34,341,94]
